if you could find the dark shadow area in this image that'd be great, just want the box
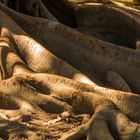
[41,0,77,27]
[39,102,65,114]
[0,95,20,110]
[0,129,9,140]
[0,120,38,140]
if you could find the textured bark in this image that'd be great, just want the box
[0,0,139,140]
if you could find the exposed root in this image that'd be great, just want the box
[0,0,57,21]
[0,1,139,139]
[106,70,131,92]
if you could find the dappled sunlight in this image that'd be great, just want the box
[0,113,8,120]
[78,2,103,5]
[73,73,100,86]
[0,0,139,139]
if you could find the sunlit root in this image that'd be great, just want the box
[0,92,71,120]
[0,28,140,139]
[0,33,33,79]
[60,109,140,140]
[1,3,140,92]
[14,73,140,123]
[1,27,101,86]
[0,71,140,139]
[0,1,140,139]
[0,76,87,138]
[58,91,140,140]
[0,95,40,120]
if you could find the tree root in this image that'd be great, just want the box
[60,109,140,140]
[1,72,140,139]
[106,70,132,92]
[1,2,140,92]
[0,1,139,139]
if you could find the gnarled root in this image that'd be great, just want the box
[59,92,140,140]
[1,73,140,140]
[0,3,139,139]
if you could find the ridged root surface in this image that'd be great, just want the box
[0,1,139,140]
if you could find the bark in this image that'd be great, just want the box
[0,0,139,140]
